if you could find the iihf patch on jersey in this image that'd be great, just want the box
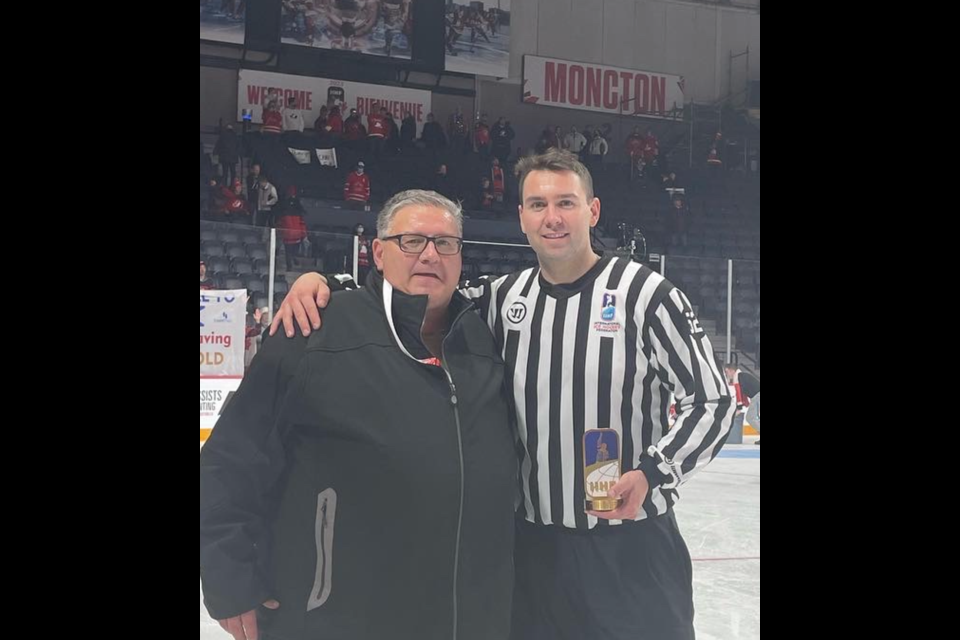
[601,293,617,321]
[594,293,622,333]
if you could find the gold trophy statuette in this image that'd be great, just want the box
[583,429,623,512]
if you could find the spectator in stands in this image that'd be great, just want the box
[281,184,302,210]
[551,126,564,152]
[368,107,390,162]
[256,175,279,228]
[707,145,723,168]
[662,171,681,191]
[421,113,447,152]
[202,178,220,217]
[343,108,367,149]
[707,132,723,169]
[491,116,515,163]
[261,100,283,136]
[643,127,660,176]
[400,114,417,151]
[313,105,329,134]
[535,128,553,155]
[662,171,684,201]
[643,128,659,156]
[355,223,372,285]
[258,305,272,343]
[244,306,264,369]
[433,163,455,200]
[668,195,688,247]
[200,260,215,290]
[474,115,492,161]
[581,126,595,161]
[625,126,644,155]
[245,163,262,220]
[266,88,282,112]
[277,191,308,271]
[246,164,262,204]
[625,126,645,179]
[587,130,609,172]
[250,304,272,358]
[387,111,401,154]
[490,158,506,204]
[283,95,304,133]
[478,176,495,210]
[209,179,251,223]
[564,126,587,157]
[448,106,469,155]
[344,161,371,207]
[326,105,344,138]
[725,364,760,443]
[200,139,213,181]
[214,125,240,188]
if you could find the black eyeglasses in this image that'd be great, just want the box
[383,234,464,256]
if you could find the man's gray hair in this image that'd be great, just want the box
[376,190,464,239]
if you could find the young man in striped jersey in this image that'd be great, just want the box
[273,151,735,640]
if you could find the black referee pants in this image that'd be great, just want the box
[511,512,696,640]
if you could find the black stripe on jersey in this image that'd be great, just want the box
[572,281,594,530]
[548,297,568,526]
[524,289,549,524]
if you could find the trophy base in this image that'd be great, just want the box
[585,497,623,512]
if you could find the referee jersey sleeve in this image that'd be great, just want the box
[638,287,736,490]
